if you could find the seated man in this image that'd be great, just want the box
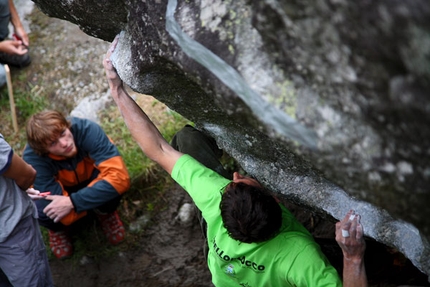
[103,35,367,286]
[0,0,31,86]
[23,110,130,260]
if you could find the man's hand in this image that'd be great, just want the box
[13,26,29,47]
[43,195,74,223]
[335,210,366,261]
[0,39,28,55]
[335,210,368,287]
[26,188,50,200]
[103,35,123,92]
[103,33,182,175]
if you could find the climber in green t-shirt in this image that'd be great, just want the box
[103,35,368,287]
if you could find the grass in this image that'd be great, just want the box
[0,63,193,262]
[98,99,190,179]
[0,6,236,263]
[0,45,241,265]
[39,98,193,262]
[0,75,49,152]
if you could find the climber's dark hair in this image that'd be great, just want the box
[220,182,282,243]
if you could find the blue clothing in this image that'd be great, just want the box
[0,0,10,40]
[0,133,53,287]
[0,216,53,287]
[23,117,130,229]
[0,134,34,242]
[0,0,9,86]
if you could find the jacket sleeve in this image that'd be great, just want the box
[69,118,131,213]
[23,145,88,225]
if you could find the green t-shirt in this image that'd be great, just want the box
[172,154,342,287]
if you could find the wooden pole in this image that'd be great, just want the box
[4,64,18,133]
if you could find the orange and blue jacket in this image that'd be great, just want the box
[23,117,130,226]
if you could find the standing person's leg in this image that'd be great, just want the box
[0,268,12,287]
[0,216,54,287]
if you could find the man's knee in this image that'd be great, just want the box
[0,52,31,68]
[174,124,226,157]
[13,53,31,68]
[171,125,231,178]
[171,125,199,153]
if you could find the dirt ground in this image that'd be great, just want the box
[10,5,430,287]
[48,185,213,287]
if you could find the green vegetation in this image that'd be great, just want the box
[0,66,194,261]
[0,4,200,265]
[36,102,193,262]
[99,103,190,179]
[0,78,49,152]
[52,102,192,261]
[0,57,241,264]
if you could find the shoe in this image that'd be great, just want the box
[96,211,125,245]
[48,229,73,260]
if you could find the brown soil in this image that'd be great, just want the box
[5,5,429,287]
[49,185,212,287]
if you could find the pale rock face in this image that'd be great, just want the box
[33,0,430,276]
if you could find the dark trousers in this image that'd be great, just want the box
[171,125,231,179]
[0,47,31,68]
[0,216,54,287]
[39,194,122,232]
[36,164,122,231]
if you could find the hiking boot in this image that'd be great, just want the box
[96,211,125,245]
[48,229,73,260]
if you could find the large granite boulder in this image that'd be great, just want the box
[32,0,430,277]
